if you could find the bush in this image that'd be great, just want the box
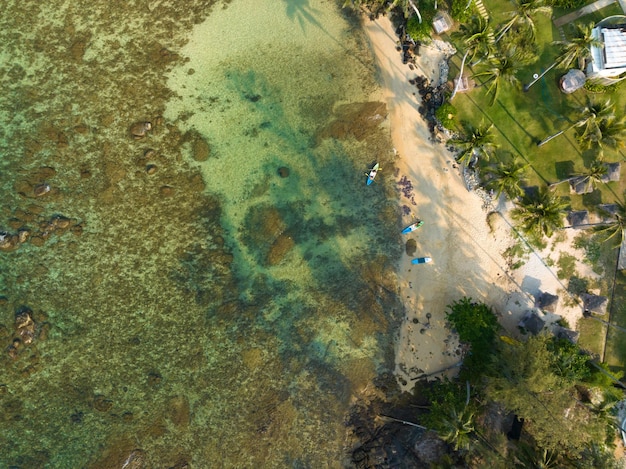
[435,101,456,129]
[405,0,437,41]
[448,0,475,22]
[584,79,623,94]
[446,297,499,360]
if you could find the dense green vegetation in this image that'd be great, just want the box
[424,298,623,466]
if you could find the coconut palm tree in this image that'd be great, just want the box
[596,201,626,245]
[474,54,520,105]
[538,98,615,147]
[495,0,552,43]
[549,156,608,193]
[580,115,626,150]
[511,186,568,238]
[449,122,498,166]
[451,16,494,100]
[439,406,475,452]
[525,22,601,91]
[484,157,529,200]
[553,22,602,70]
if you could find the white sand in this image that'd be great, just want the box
[363,16,589,391]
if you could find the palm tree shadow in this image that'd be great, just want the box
[282,0,324,31]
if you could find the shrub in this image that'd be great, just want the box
[405,0,437,42]
[435,101,456,129]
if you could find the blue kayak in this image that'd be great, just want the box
[366,163,379,185]
[411,257,432,265]
[402,220,423,234]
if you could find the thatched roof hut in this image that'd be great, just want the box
[536,292,559,313]
[582,293,608,315]
[554,326,580,344]
[519,310,546,335]
[567,210,590,228]
[569,176,593,194]
[597,203,618,222]
[601,162,621,182]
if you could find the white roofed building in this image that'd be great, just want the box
[587,16,626,84]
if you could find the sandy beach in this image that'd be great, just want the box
[362,16,590,391]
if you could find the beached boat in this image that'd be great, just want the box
[366,163,379,185]
[402,220,423,234]
[411,257,432,265]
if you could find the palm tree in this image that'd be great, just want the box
[495,0,552,43]
[484,157,529,200]
[451,16,494,100]
[553,22,602,70]
[524,22,601,91]
[511,186,568,238]
[474,54,520,105]
[580,115,626,150]
[550,157,608,193]
[387,0,422,21]
[439,406,475,451]
[449,122,498,166]
[596,201,626,245]
[538,98,615,147]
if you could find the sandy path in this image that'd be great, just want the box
[363,16,541,390]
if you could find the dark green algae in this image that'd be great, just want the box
[0,0,405,466]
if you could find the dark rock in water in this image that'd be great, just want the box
[183,129,211,161]
[267,232,294,265]
[405,238,417,256]
[167,395,190,428]
[160,185,174,197]
[191,134,210,162]
[93,395,113,412]
[277,166,289,178]
[130,121,152,140]
[33,183,51,197]
[15,306,36,345]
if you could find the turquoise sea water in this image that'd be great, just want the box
[0,0,403,466]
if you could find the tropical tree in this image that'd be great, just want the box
[550,157,609,193]
[581,115,626,150]
[538,98,615,147]
[596,201,626,245]
[449,122,498,165]
[495,0,552,43]
[485,335,608,454]
[484,156,529,200]
[511,186,568,238]
[439,406,476,451]
[474,54,520,105]
[525,22,601,91]
[553,22,602,70]
[451,15,494,100]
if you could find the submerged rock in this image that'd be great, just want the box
[130,121,152,139]
[15,307,35,345]
[405,238,417,256]
[317,101,388,141]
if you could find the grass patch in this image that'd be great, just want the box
[503,241,529,270]
[576,315,605,357]
[557,252,577,279]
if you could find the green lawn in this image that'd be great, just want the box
[441,0,626,370]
